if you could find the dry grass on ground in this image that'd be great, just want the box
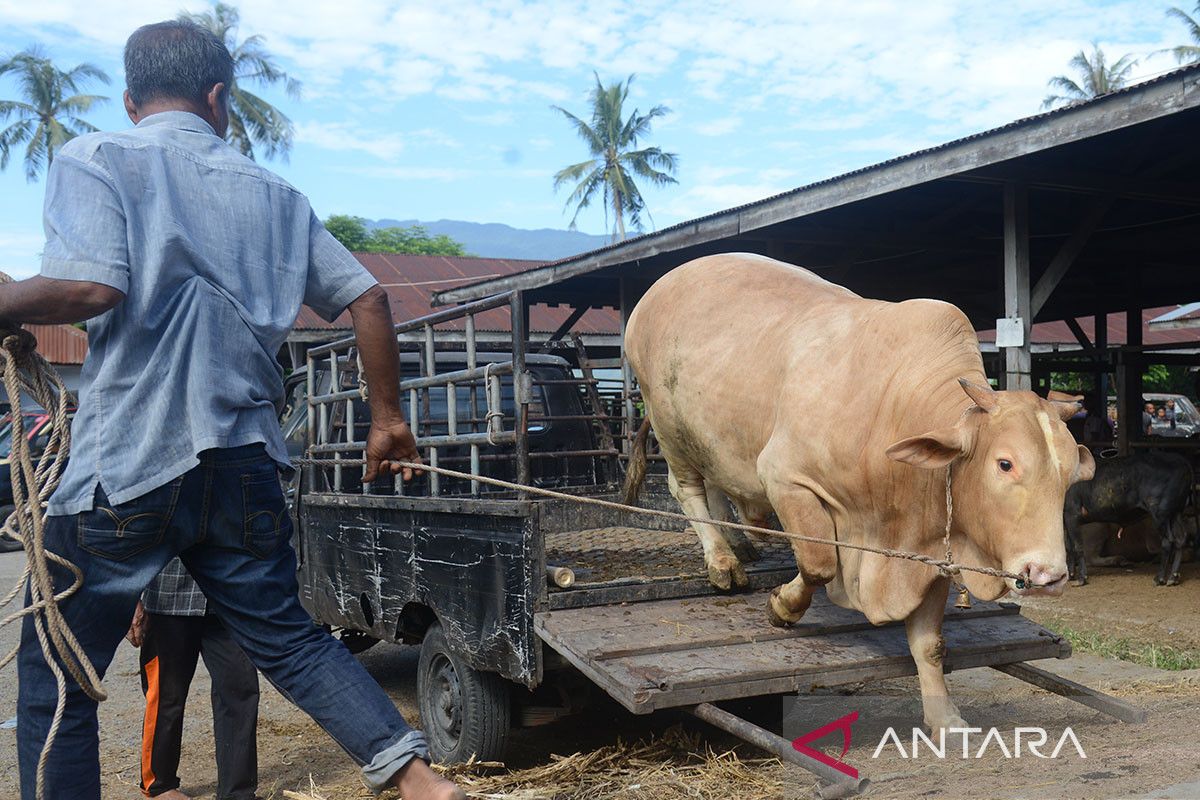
[276,725,787,800]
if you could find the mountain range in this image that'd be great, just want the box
[367,218,610,261]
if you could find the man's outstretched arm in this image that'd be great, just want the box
[347,284,421,482]
[0,276,124,327]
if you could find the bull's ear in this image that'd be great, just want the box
[1051,400,1082,422]
[886,427,967,469]
[1047,390,1084,403]
[958,378,998,412]
[1075,445,1096,482]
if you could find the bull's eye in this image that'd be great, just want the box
[998,459,1014,473]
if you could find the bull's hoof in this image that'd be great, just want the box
[707,559,748,592]
[1154,576,1167,586]
[766,587,806,628]
[928,715,969,738]
[1070,578,1087,588]
[1167,574,1181,586]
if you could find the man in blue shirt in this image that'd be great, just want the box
[1,20,462,800]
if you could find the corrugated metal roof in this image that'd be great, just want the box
[27,323,88,365]
[978,307,1200,347]
[293,253,621,334]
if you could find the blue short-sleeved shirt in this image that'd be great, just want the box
[42,111,377,515]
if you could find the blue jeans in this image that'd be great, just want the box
[18,444,427,799]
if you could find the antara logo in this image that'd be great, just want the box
[792,712,1087,775]
[791,711,859,778]
[872,727,1087,760]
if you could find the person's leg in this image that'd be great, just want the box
[18,474,197,800]
[179,446,457,796]
[198,614,259,800]
[139,614,204,797]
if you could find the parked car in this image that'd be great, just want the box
[0,408,75,552]
[1145,392,1199,438]
[0,409,75,506]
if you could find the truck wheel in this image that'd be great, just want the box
[417,622,510,763]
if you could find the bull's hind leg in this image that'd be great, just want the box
[667,466,748,591]
[765,485,836,627]
[706,485,760,564]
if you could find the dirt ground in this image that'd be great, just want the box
[1019,558,1200,650]
[2,551,1200,800]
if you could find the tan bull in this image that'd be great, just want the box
[623,253,1095,731]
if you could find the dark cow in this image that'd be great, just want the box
[1064,452,1194,586]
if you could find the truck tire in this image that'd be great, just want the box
[417,622,510,763]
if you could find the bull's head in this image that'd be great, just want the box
[885,378,1095,600]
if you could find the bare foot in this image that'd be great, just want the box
[391,758,466,800]
[154,791,192,800]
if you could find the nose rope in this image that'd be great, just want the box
[297,457,1050,588]
[943,466,972,608]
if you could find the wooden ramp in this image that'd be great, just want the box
[535,589,1070,713]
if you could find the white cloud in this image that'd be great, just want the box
[295,121,459,160]
[694,116,742,136]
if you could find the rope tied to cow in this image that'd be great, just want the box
[0,310,105,800]
[294,457,1044,588]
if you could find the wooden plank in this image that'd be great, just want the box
[601,616,1056,692]
[537,589,1018,650]
[536,595,1067,713]
[434,69,1200,306]
[992,662,1148,724]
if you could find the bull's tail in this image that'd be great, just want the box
[621,418,652,505]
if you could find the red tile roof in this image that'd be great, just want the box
[28,323,88,365]
[293,253,621,335]
[978,307,1200,347]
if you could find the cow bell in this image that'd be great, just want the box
[954,585,972,609]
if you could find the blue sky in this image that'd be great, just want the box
[0,0,1192,278]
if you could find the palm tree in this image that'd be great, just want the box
[1042,45,1136,109]
[180,2,300,161]
[553,73,678,242]
[0,48,109,181]
[1163,3,1200,64]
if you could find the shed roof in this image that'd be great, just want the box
[293,253,620,335]
[28,324,88,366]
[432,62,1200,331]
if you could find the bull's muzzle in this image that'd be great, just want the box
[1010,561,1069,597]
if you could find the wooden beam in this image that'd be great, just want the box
[1003,183,1032,391]
[1030,198,1113,317]
[433,69,1200,305]
[952,166,1200,207]
[535,305,588,353]
[1063,317,1096,356]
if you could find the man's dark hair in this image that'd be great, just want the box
[124,20,234,107]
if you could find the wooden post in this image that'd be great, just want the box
[1119,306,1143,454]
[1094,312,1108,423]
[1003,183,1032,391]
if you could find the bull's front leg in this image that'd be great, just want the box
[905,578,967,733]
[765,484,836,627]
